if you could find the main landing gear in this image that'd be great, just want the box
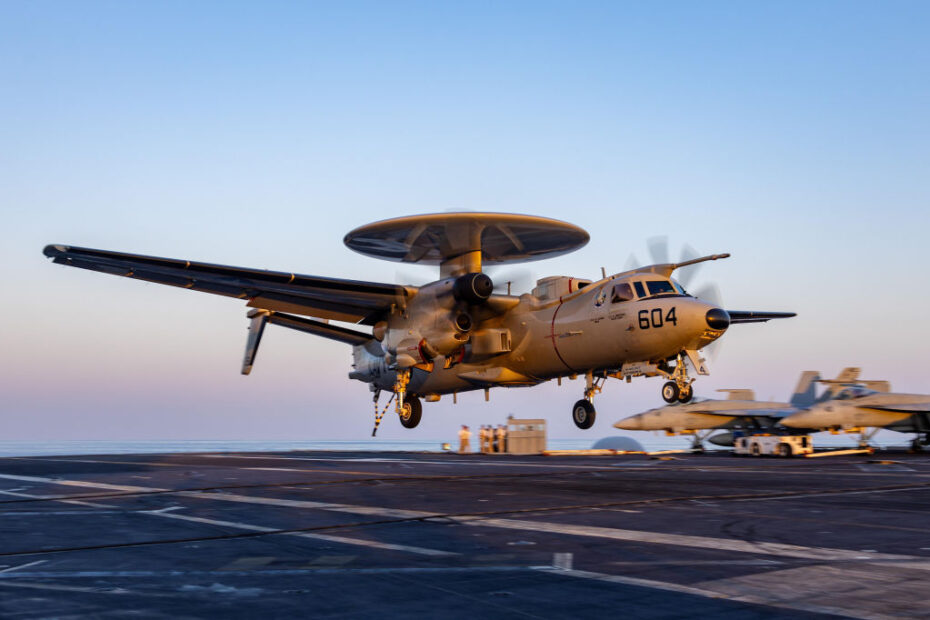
[371,369,422,436]
[571,370,604,429]
[661,353,694,404]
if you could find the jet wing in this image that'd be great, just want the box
[43,244,410,325]
[726,311,797,324]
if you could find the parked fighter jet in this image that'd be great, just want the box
[44,212,795,432]
[781,372,930,450]
[614,371,819,449]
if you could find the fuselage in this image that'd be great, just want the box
[351,271,727,398]
[780,390,930,432]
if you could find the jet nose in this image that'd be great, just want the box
[614,415,642,430]
[705,308,730,330]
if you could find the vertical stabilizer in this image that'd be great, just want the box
[790,371,820,408]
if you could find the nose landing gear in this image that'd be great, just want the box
[661,353,694,403]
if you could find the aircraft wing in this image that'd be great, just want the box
[43,244,410,325]
[726,311,797,324]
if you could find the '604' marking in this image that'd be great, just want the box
[638,307,677,329]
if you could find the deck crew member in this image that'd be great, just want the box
[458,425,472,454]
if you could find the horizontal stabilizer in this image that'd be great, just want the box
[260,310,373,346]
[717,389,755,401]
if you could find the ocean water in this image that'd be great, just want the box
[0,432,901,458]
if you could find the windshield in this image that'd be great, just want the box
[611,283,634,303]
[645,280,677,297]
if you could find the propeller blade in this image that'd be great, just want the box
[676,243,702,288]
[647,236,669,265]
[624,253,641,272]
[486,266,535,295]
[692,283,723,308]
[394,268,433,287]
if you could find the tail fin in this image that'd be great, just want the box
[790,371,820,408]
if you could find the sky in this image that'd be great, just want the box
[1,1,928,442]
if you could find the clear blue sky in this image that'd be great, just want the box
[2,1,928,441]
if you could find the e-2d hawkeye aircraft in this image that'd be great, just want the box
[43,213,795,432]
[614,371,821,449]
[780,370,930,451]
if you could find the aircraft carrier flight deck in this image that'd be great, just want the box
[0,449,928,619]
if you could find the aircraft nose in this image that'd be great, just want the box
[705,308,730,330]
[614,416,641,430]
[779,413,806,428]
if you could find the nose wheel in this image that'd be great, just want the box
[661,353,695,403]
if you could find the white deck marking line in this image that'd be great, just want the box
[460,517,930,568]
[0,560,46,573]
[4,472,929,569]
[147,511,456,557]
[183,491,431,519]
[541,568,887,620]
[0,474,159,493]
[0,488,118,509]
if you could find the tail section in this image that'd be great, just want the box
[789,371,820,408]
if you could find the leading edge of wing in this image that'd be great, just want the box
[43,244,410,324]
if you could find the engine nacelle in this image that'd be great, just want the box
[380,273,493,367]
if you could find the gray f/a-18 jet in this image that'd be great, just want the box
[44,212,794,432]
[616,367,930,450]
[780,371,930,450]
[614,371,821,449]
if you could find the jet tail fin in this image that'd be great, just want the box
[790,371,820,408]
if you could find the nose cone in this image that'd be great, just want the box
[705,308,730,330]
[779,413,808,428]
[614,415,643,431]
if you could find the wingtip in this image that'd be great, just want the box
[43,244,69,258]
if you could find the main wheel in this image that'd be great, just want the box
[398,396,422,429]
[750,442,761,457]
[678,384,693,403]
[777,443,793,458]
[572,399,596,429]
[661,381,680,403]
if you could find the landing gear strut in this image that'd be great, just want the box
[661,353,694,403]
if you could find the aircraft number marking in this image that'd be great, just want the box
[638,307,677,329]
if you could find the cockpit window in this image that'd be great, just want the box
[672,281,688,295]
[646,280,676,296]
[633,281,646,298]
[836,386,873,400]
[611,283,634,303]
